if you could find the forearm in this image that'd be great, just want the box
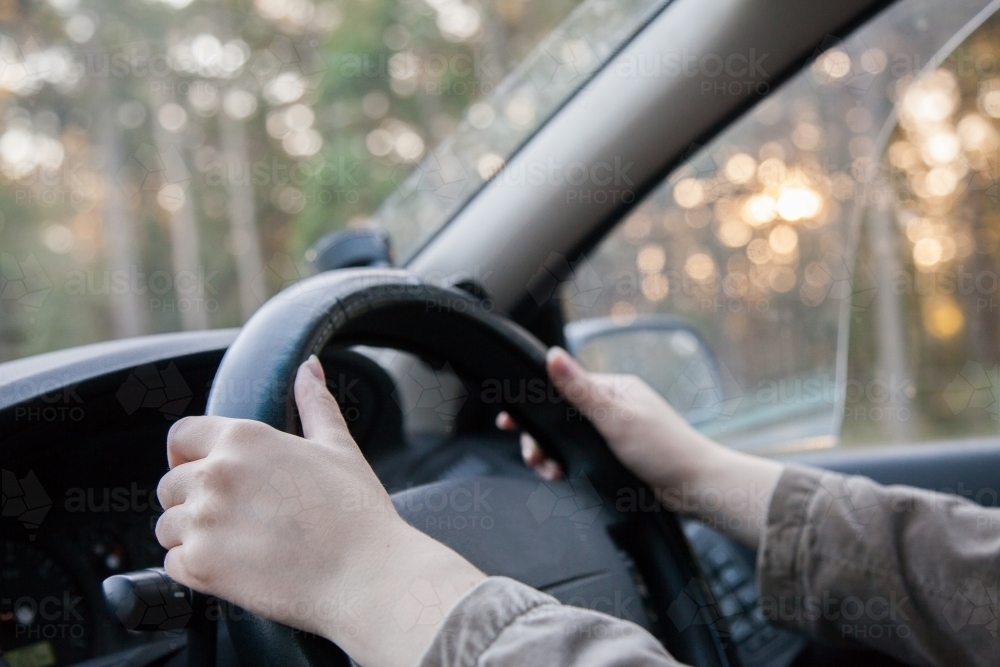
[687,446,784,549]
[639,435,784,550]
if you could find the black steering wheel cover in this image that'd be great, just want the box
[206,269,729,667]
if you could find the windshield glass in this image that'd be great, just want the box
[373,0,668,255]
[561,0,1000,452]
[0,0,661,361]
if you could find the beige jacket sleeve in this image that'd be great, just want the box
[415,576,683,667]
[757,464,999,667]
[417,465,999,667]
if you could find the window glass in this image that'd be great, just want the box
[844,14,1000,444]
[373,0,669,256]
[1,0,665,361]
[562,0,1000,452]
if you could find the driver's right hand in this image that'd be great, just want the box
[499,347,785,549]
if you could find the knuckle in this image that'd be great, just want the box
[163,548,184,581]
[198,456,236,490]
[156,475,173,509]
[221,419,267,445]
[179,540,216,588]
[197,503,223,531]
[154,512,171,543]
[166,416,190,447]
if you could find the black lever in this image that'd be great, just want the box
[103,568,217,667]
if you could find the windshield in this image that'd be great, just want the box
[373,0,668,256]
[0,0,661,362]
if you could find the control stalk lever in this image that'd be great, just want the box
[103,568,217,667]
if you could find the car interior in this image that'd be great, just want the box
[2,0,998,666]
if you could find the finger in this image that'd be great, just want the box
[495,412,517,431]
[162,543,194,589]
[546,347,612,411]
[156,463,198,510]
[167,416,225,468]
[294,355,351,446]
[520,434,564,480]
[537,458,563,481]
[155,506,190,550]
[520,433,545,466]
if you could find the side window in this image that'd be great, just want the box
[845,24,1000,444]
[561,0,1000,453]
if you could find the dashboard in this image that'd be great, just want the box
[1,335,808,667]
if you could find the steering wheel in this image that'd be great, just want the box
[205,269,730,667]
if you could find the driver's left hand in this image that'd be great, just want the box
[155,356,485,667]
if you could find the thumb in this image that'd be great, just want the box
[546,347,611,411]
[294,355,350,445]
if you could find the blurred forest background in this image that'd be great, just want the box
[2,0,997,446]
[566,1,1000,445]
[0,0,585,360]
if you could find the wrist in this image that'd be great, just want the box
[323,520,485,667]
[681,447,785,548]
[643,427,729,494]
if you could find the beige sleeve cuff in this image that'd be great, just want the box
[414,577,560,667]
[755,463,824,609]
[415,576,682,667]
